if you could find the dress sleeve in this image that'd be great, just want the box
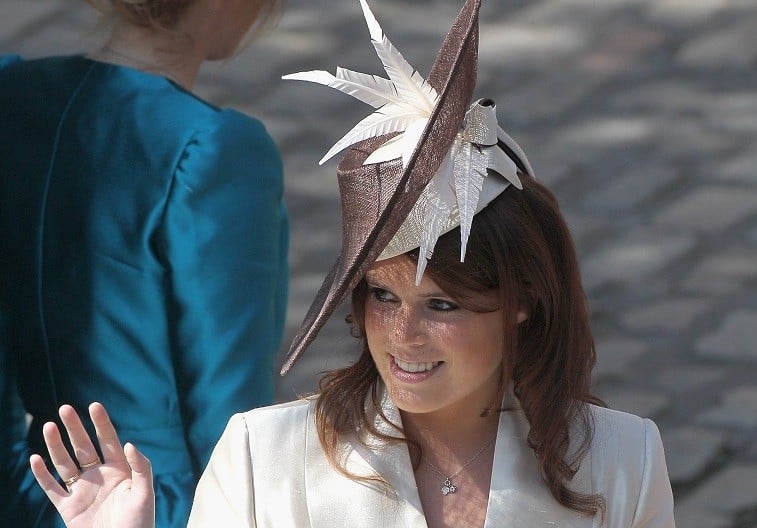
[160,110,289,476]
[631,419,676,527]
[188,414,257,527]
[0,55,21,70]
[0,318,27,523]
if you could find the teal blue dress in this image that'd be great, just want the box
[0,55,289,527]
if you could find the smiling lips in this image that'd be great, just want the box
[394,357,442,373]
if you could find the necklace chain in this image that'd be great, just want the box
[421,434,497,496]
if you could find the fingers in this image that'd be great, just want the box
[30,454,69,504]
[58,405,100,470]
[42,421,81,488]
[35,402,134,485]
[125,442,154,495]
[89,402,128,465]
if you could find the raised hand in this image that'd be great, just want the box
[29,402,156,528]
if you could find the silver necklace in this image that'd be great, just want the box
[421,434,497,496]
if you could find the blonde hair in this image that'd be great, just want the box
[87,0,283,34]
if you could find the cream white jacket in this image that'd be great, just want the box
[188,394,675,527]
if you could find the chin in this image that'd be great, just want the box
[387,385,445,415]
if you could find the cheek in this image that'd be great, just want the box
[364,303,390,346]
[454,335,504,388]
[364,306,395,376]
[461,318,506,368]
[364,299,397,329]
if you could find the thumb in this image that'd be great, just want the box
[124,442,154,498]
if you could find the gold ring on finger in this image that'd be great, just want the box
[63,471,81,487]
[79,458,100,469]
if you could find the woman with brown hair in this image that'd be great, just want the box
[0,1,287,527]
[27,1,675,526]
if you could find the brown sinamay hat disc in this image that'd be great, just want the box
[281,0,482,374]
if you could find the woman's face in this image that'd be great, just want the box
[364,256,508,419]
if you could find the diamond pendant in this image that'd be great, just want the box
[441,477,457,495]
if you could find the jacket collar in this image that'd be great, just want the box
[485,409,593,527]
[304,386,594,527]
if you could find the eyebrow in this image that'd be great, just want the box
[365,278,449,299]
[419,290,449,298]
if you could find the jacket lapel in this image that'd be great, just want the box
[484,407,594,528]
[304,391,429,528]
[304,388,594,528]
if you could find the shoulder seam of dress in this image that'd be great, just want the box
[152,110,221,264]
[170,110,234,194]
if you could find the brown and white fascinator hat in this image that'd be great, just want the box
[281,0,534,374]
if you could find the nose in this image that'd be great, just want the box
[390,305,426,346]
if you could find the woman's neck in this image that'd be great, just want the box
[91,22,204,90]
[402,405,500,528]
[400,405,500,459]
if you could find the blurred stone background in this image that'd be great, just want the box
[2,0,755,525]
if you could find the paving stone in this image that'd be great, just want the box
[478,22,588,69]
[497,71,606,123]
[593,338,650,380]
[0,1,67,41]
[510,0,619,26]
[706,92,757,135]
[621,297,709,332]
[662,426,726,484]
[697,386,757,429]
[718,147,757,182]
[3,5,100,58]
[608,80,714,115]
[579,27,666,75]
[281,159,338,198]
[277,304,358,400]
[654,186,757,234]
[651,117,736,161]
[678,464,757,517]
[581,163,678,214]
[646,0,734,24]
[561,209,608,251]
[555,116,655,149]
[582,229,694,289]
[594,385,669,418]
[683,249,757,296]
[678,19,757,68]
[651,365,729,393]
[673,506,731,528]
[525,156,573,188]
[696,310,757,362]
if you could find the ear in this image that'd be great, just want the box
[516,282,534,324]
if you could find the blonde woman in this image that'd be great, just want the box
[0,1,287,526]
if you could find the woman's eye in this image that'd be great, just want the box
[428,299,458,312]
[370,287,395,302]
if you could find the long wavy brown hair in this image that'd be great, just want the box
[316,173,606,517]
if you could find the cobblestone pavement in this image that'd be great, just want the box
[2,0,756,525]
